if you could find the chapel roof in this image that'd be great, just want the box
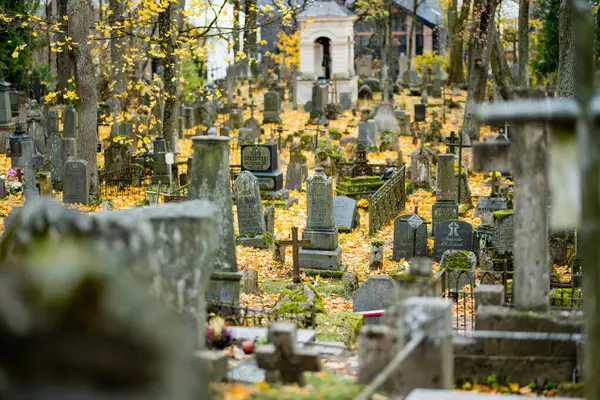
[298,1,356,18]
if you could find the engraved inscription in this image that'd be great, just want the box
[242,146,271,171]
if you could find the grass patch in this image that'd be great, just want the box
[250,371,364,399]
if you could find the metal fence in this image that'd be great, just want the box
[207,300,317,329]
[98,165,151,205]
[368,165,406,236]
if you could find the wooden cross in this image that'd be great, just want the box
[255,322,320,385]
[277,227,311,284]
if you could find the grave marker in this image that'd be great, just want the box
[334,196,359,232]
[433,220,473,261]
[62,159,90,204]
[392,210,428,261]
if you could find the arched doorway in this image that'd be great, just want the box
[315,36,332,79]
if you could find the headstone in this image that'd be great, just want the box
[356,55,373,78]
[358,85,373,100]
[310,83,328,121]
[46,134,62,183]
[433,220,473,261]
[235,171,268,248]
[436,154,457,201]
[333,196,359,232]
[299,171,342,270]
[61,137,77,177]
[46,109,59,136]
[358,121,377,148]
[229,109,243,129]
[285,162,303,191]
[0,82,16,153]
[152,137,169,184]
[491,210,514,255]
[340,93,352,110]
[188,136,241,306]
[374,103,399,134]
[21,140,40,201]
[409,70,421,95]
[440,250,477,291]
[62,159,90,204]
[0,176,5,199]
[242,268,259,294]
[392,213,428,261]
[410,147,433,188]
[474,197,507,224]
[238,127,259,144]
[63,104,78,139]
[263,91,281,124]
[240,144,284,192]
[352,275,398,324]
[414,103,426,123]
[398,55,409,83]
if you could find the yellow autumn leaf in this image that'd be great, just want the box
[509,383,519,392]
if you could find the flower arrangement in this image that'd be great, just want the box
[205,316,232,349]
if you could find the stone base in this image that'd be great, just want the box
[302,227,339,250]
[262,111,281,124]
[206,270,243,307]
[299,246,342,270]
[251,171,284,192]
[271,197,298,209]
[0,121,15,154]
[296,76,358,106]
[236,235,271,249]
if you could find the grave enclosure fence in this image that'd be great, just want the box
[368,166,406,236]
[207,300,317,329]
[97,166,151,204]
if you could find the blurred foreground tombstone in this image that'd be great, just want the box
[0,199,214,398]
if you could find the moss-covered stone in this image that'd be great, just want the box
[315,312,364,346]
[302,269,344,279]
[273,283,326,314]
[493,209,514,221]
[443,250,475,270]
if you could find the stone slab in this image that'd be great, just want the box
[299,246,343,270]
[406,389,580,400]
[236,235,270,249]
[228,326,316,343]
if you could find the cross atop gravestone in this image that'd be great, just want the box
[255,322,320,385]
[277,227,311,284]
[29,76,46,104]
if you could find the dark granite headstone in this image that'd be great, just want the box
[352,275,398,325]
[392,214,427,261]
[62,159,89,204]
[263,91,281,124]
[433,220,473,261]
[240,144,283,191]
[334,196,359,232]
[414,104,426,122]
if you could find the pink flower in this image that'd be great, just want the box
[7,168,17,177]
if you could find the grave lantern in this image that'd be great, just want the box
[7,122,28,159]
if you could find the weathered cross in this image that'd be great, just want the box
[29,76,46,104]
[249,100,256,119]
[277,227,311,284]
[255,322,321,385]
[445,131,472,204]
[408,206,431,257]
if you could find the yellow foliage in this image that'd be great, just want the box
[271,30,300,70]
[413,50,448,75]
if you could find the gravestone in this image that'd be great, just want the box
[433,220,473,261]
[333,196,359,232]
[46,134,62,183]
[392,213,428,261]
[61,137,77,178]
[235,171,269,248]
[21,140,40,201]
[474,197,507,224]
[432,154,459,234]
[238,127,259,144]
[353,275,398,325]
[263,91,281,124]
[374,103,399,134]
[310,83,328,121]
[356,55,373,78]
[46,109,59,136]
[229,109,243,129]
[491,210,514,255]
[410,146,433,188]
[62,159,90,204]
[340,93,352,110]
[398,55,409,84]
[440,250,477,291]
[0,176,5,199]
[414,103,426,123]
[152,137,169,184]
[241,144,284,192]
[299,171,342,270]
[285,162,303,191]
[358,121,377,149]
[409,70,421,95]
[188,136,241,306]
[63,104,78,138]
[0,82,16,153]
[436,154,457,201]
[431,62,442,98]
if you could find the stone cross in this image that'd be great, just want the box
[277,227,311,284]
[249,100,256,119]
[255,322,320,385]
[29,76,46,104]
[474,95,553,312]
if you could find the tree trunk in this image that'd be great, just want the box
[462,0,499,141]
[558,0,575,98]
[109,0,126,137]
[232,0,241,56]
[447,0,471,85]
[158,2,180,153]
[244,0,258,77]
[517,0,529,86]
[56,0,72,98]
[68,0,98,191]
[491,26,517,100]
[407,0,418,66]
